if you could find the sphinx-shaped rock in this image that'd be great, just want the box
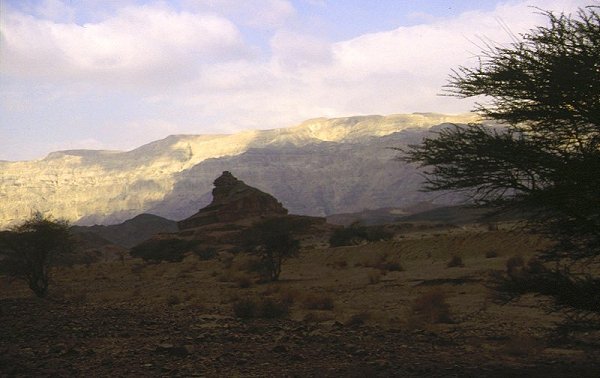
[178,171,288,230]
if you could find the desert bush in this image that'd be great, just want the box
[193,247,217,260]
[303,312,335,323]
[494,263,600,319]
[380,261,403,272]
[241,218,305,281]
[259,298,291,318]
[279,289,299,305]
[302,294,334,310]
[0,213,74,298]
[410,289,453,325]
[329,223,393,247]
[504,334,545,356]
[367,270,381,285]
[345,312,371,326]
[446,255,464,268]
[232,297,290,319]
[330,259,348,269]
[235,274,253,288]
[232,298,257,318]
[485,250,499,258]
[505,255,525,274]
[130,238,199,263]
[166,294,181,306]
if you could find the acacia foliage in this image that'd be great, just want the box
[403,7,600,261]
[0,213,74,297]
[241,217,308,281]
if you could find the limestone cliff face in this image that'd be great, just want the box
[178,171,287,230]
[0,113,479,227]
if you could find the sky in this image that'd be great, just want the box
[0,0,595,161]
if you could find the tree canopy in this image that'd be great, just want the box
[404,6,600,262]
[0,213,74,297]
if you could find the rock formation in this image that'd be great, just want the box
[0,113,482,227]
[178,171,288,230]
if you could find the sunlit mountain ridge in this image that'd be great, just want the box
[0,113,479,227]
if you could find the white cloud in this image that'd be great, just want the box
[1,4,248,88]
[270,30,332,70]
[0,0,595,161]
[182,0,295,29]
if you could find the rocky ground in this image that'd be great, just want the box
[2,227,600,377]
[2,297,599,377]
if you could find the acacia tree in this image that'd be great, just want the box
[402,7,600,318]
[0,213,74,298]
[404,7,599,262]
[242,218,303,281]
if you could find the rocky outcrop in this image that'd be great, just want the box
[178,171,287,230]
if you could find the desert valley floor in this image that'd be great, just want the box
[2,226,600,377]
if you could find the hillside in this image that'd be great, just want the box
[71,213,178,248]
[0,113,479,227]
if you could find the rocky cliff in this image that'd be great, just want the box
[0,113,479,227]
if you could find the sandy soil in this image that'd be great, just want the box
[2,228,599,377]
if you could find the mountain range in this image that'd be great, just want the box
[0,113,480,227]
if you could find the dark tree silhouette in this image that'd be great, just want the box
[403,7,600,262]
[242,218,304,281]
[0,213,74,298]
[402,7,600,318]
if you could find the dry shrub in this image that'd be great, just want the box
[303,311,335,323]
[130,264,145,275]
[446,255,464,268]
[361,253,403,273]
[235,255,263,273]
[232,298,257,318]
[259,298,291,319]
[303,293,335,310]
[506,255,525,274]
[367,270,382,284]
[504,334,545,356]
[279,289,299,305]
[409,289,453,325]
[217,270,234,282]
[166,294,181,306]
[485,250,499,258]
[69,291,88,304]
[232,297,290,319]
[330,259,348,269]
[235,274,253,288]
[380,261,403,272]
[221,255,234,269]
[345,312,371,326]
